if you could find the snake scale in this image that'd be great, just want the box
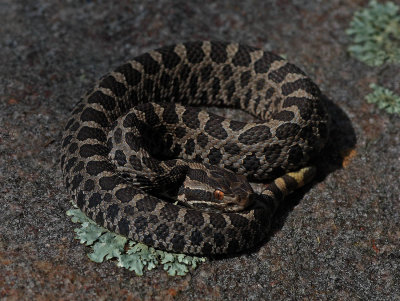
[61,41,329,255]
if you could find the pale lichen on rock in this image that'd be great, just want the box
[346,0,400,66]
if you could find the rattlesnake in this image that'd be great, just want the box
[61,41,329,255]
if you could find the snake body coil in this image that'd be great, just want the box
[61,41,329,255]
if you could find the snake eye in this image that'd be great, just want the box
[213,189,224,201]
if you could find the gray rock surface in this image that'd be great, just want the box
[1,0,399,299]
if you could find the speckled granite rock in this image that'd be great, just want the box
[1,1,399,299]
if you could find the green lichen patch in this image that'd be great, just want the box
[346,0,400,66]
[365,83,400,114]
[66,207,206,276]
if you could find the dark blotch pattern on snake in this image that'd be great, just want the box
[61,41,329,255]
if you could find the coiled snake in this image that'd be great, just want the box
[61,41,329,255]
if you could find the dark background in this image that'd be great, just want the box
[1,1,399,299]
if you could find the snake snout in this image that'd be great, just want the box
[236,194,252,209]
[225,176,254,211]
[221,192,253,212]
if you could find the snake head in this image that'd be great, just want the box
[180,164,255,212]
[213,172,255,212]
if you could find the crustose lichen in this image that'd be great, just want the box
[346,0,400,66]
[365,83,400,114]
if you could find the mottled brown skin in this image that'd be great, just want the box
[60,41,329,255]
